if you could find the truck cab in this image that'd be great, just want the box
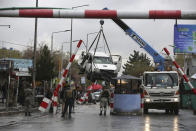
[142,71,180,114]
[78,51,122,81]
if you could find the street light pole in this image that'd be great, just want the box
[51,34,53,51]
[70,4,89,84]
[86,32,98,53]
[51,30,70,52]
[32,0,38,101]
[50,30,70,81]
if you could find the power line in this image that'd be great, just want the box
[0,40,32,48]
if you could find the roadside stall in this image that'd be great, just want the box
[1,58,32,106]
[0,59,16,107]
[112,75,142,115]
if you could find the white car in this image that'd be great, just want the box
[94,90,102,101]
[78,51,122,81]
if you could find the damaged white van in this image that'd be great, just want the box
[78,51,122,81]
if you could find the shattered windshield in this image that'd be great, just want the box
[144,73,178,87]
[93,56,113,64]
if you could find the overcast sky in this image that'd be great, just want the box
[0,0,196,63]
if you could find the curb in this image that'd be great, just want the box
[0,110,24,116]
[0,107,39,116]
[110,110,142,116]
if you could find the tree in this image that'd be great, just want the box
[36,45,55,81]
[0,48,22,59]
[22,47,34,59]
[123,50,152,77]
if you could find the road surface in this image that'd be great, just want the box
[0,104,196,131]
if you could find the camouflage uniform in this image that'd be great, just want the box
[61,87,74,118]
[99,89,110,116]
[24,82,33,116]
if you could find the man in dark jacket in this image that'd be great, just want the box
[61,85,74,118]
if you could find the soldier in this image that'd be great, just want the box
[24,81,33,116]
[70,81,77,111]
[61,85,74,118]
[99,82,110,116]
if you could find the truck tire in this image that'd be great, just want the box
[144,108,148,114]
[174,109,179,115]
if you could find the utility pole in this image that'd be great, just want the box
[32,0,38,102]
[70,4,89,85]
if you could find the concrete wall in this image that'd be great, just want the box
[114,94,141,113]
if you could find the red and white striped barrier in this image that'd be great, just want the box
[52,90,58,114]
[52,40,82,114]
[110,92,114,114]
[0,8,196,19]
[39,40,82,113]
[163,48,196,94]
[77,93,88,104]
[39,97,52,112]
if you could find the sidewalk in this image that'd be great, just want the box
[0,103,24,116]
[0,103,38,116]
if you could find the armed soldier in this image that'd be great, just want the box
[24,81,33,116]
[99,81,110,116]
[61,84,74,118]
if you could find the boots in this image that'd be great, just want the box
[104,111,106,116]
[61,113,65,117]
[99,111,102,116]
[25,112,31,116]
[68,113,71,118]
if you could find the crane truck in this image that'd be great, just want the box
[110,16,180,114]
[78,9,180,114]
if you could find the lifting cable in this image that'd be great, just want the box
[87,20,113,62]
[85,20,114,82]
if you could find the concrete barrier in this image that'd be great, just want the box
[113,94,141,115]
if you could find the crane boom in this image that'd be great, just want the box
[111,17,165,71]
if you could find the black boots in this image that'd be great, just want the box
[61,113,71,118]
[99,111,102,116]
[25,112,31,116]
[99,111,106,116]
[61,113,65,117]
[68,113,71,118]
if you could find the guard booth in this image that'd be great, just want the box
[112,75,142,115]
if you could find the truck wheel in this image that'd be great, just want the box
[144,108,148,114]
[174,109,179,115]
[165,109,169,114]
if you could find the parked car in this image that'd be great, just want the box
[94,90,102,101]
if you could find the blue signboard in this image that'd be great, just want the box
[174,24,196,53]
